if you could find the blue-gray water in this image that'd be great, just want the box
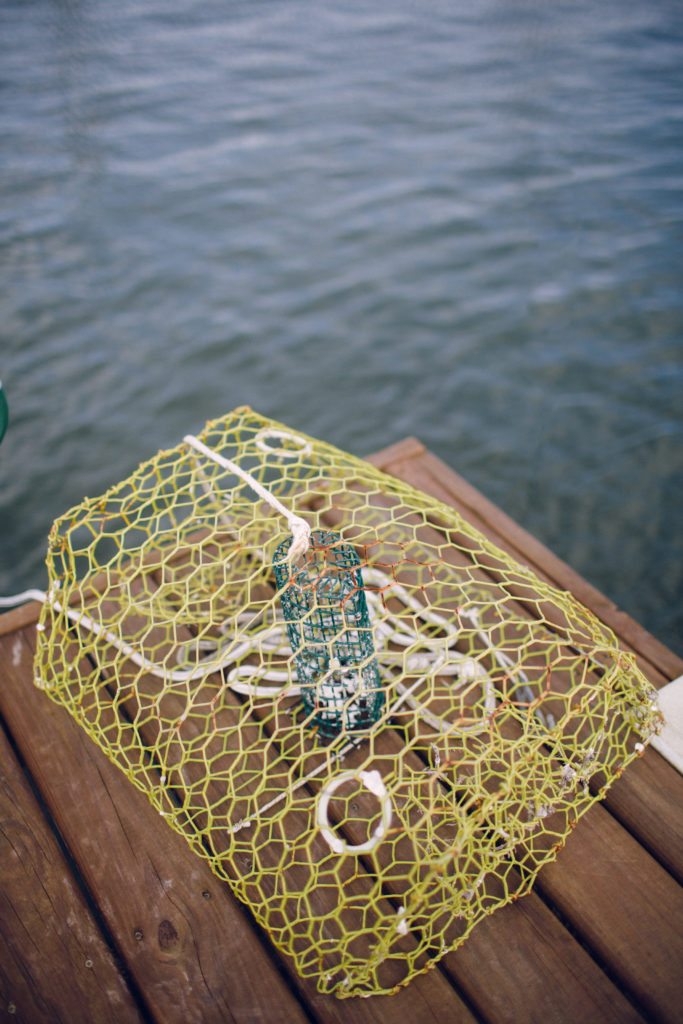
[1,0,682,655]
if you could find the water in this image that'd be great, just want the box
[1,0,682,655]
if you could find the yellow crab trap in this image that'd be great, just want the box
[34,406,660,998]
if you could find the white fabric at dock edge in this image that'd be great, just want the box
[651,675,683,775]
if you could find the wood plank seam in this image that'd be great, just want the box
[130,532,666,1019]
[0,627,322,1024]
[3,434,681,1021]
[75,643,324,1024]
[532,883,655,1024]
[367,445,683,886]
[0,705,156,1024]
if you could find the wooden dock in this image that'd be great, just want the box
[1,438,682,1024]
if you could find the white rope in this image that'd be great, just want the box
[184,434,311,562]
[0,589,47,607]
[173,569,500,726]
[2,567,528,721]
[2,569,537,852]
[0,430,563,859]
[2,584,247,684]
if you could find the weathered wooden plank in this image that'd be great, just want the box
[136,531,646,1023]
[600,749,683,883]
[0,628,313,1024]
[537,803,683,1024]
[6,622,481,1022]
[446,894,645,1024]
[372,445,682,683]
[364,436,427,468]
[370,446,683,883]
[0,718,144,1024]
[307,463,683,1018]
[0,601,41,637]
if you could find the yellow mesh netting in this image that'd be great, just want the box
[34,406,660,997]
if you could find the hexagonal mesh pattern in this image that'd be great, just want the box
[34,406,660,997]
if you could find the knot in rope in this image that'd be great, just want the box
[288,517,311,563]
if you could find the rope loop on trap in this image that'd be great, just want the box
[316,769,393,855]
[184,433,311,561]
[254,428,312,460]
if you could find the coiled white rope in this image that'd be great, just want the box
[1,565,526,723]
[0,430,533,856]
[178,566,528,724]
[187,573,498,725]
[2,568,533,857]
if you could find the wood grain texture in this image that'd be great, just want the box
[0,628,311,1024]
[0,601,41,637]
[445,894,645,1024]
[0,627,479,1024]
[1,435,681,1024]
[370,443,683,883]
[0,720,143,1024]
[600,749,683,884]
[368,444,683,683]
[537,804,683,1024]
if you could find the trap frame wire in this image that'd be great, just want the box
[33,406,661,998]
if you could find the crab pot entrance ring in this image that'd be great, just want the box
[317,769,393,855]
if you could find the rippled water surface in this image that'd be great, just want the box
[1,0,682,653]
